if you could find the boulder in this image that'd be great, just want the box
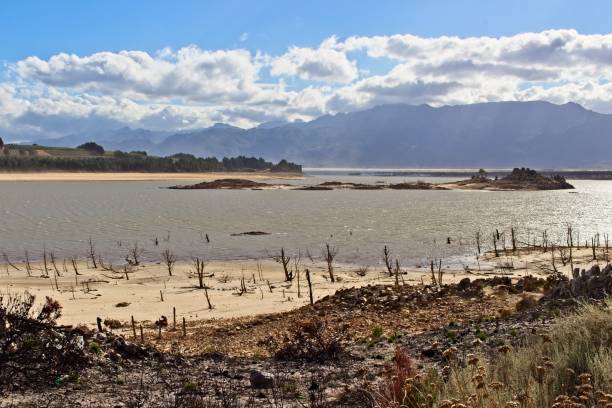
[249,370,274,389]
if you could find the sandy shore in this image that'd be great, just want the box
[0,258,477,328]
[0,172,303,182]
[2,244,602,328]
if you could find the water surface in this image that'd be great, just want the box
[1,174,611,267]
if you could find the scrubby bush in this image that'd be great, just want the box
[271,317,345,362]
[371,347,441,408]
[0,291,86,388]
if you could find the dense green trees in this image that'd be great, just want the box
[0,150,302,173]
[77,142,105,155]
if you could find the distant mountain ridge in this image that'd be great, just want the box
[33,101,612,168]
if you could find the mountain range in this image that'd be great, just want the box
[33,101,612,168]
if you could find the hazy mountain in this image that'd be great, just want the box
[33,127,173,153]
[32,101,612,168]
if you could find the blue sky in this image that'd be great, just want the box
[1,1,612,140]
[1,0,609,60]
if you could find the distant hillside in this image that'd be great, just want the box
[0,144,302,173]
[29,101,612,168]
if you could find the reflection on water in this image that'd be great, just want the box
[1,176,611,267]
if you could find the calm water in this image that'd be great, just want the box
[1,174,611,267]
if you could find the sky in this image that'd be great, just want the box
[1,0,612,140]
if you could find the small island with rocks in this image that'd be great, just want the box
[169,168,574,191]
[441,167,575,191]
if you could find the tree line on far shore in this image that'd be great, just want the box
[0,141,302,173]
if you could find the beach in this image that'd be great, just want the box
[0,245,599,329]
[0,171,303,182]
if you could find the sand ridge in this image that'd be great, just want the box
[0,171,303,182]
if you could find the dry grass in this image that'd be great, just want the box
[370,300,611,408]
[437,299,611,407]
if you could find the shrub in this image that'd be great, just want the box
[515,293,537,311]
[0,291,86,388]
[272,317,344,362]
[372,348,442,408]
[88,341,101,354]
[103,318,122,331]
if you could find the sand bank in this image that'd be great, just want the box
[0,172,303,182]
[0,258,470,328]
[0,245,600,328]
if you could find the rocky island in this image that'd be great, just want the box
[169,168,574,191]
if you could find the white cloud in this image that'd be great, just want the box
[270,39,358,83]
[3,29,612,141]
[14,47,266,103]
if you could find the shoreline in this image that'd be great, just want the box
[0,171,303,182]
[1,246,600,328]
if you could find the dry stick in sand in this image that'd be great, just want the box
[173,307,176,330]
[43,247,49,277]
[256,261,264,282]
[394,259,400,287]
[2,252,21,271]
[161,248,176,276]
[160,290,164,302]
[267,280,273,293]
[88,238,98,269]
[182,317,186,337]
[292,251,302,287]
[71,258,81,275]
[126,242,143,266]
[204,285,213,309]
[492,232,499,257]
[24,250,32,277]
[131,316,137,340]
[297,268,301,298]
[322,243,337,283]
[437,259,443,286]
[511,227,517,252]
[273,248,293,281]
[140,324,144,343]
[475,231,481,255]
[192,257,206,289]
[430,260,438,286]
[50,251,61,277]
[53,271,59,292]
[383,245,393,276]
[305,268,313,305]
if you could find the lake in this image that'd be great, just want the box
[1,172,611,268]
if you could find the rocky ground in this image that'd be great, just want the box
[1,265,609,407]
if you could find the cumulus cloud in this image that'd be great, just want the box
[270,40,358,83]
[3,29,612,141]
[15,47,264,103]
